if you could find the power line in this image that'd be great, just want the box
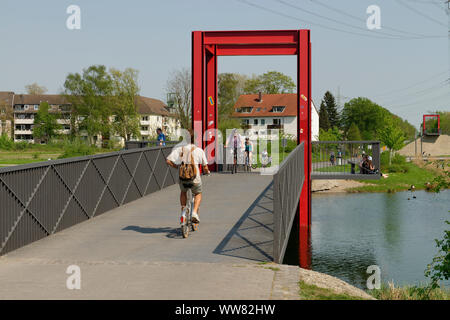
[370,70,449,97]
[236,0,444,40]
[383,90,450,109]
[376,79,450,104]
[309,0,446,38]
[395,0,448,27]
[274,0,440,40]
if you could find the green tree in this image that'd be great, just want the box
[319,127,342,141]
[33,102,62,142]
[244,71,295,94]
[63,65,113,145]
[110,67,141,141]
[318,101,330,131]
[341,97,390,140]
[218,73,247,121]
[166,68,191,129]
[346,122,362,141]
[321,91,339,128]
[425,221,450,289]
[378,119,405,165]
[436,111,450,135]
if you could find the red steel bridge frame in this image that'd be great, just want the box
[423,114,440,135]
[191,30,312,266]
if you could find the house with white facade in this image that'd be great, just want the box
[231,93,319,141]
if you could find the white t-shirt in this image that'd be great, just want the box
[167,144,208,184]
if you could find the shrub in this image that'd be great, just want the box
[0,134,14,150]
[13,141,29,150]
[391,153,406,165]
[387,164,409,173]
[58,139,96,159]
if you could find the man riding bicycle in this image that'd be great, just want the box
[166,129,210,224]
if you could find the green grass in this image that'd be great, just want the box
[349,162,439,193]
[368,282,450,300]
[0,146,119,168]
[299,281,365,300]
[314,164,352,173]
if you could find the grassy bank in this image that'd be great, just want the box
[348,162,439,193]
[368,282,450,300]
[0,139,121,168]
[298,281,366,300]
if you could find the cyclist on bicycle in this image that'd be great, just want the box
[225,129,244,174]
[166,129,210,223]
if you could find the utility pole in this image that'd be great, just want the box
[336,86,341,111]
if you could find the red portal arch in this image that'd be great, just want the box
[191,30,312,265]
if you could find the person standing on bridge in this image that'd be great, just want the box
[166,129,210,224]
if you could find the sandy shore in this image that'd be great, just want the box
[312,179,368,193]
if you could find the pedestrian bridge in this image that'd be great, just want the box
[0,144,304,266]
[1,173,274,264]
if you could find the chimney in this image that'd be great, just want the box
[258,91,262,102]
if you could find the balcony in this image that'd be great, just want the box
[14,129,33,135]
[267,124,283,130]
[14,118,34,124]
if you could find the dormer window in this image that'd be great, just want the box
[271,106,285,113]
[241,106,253,113]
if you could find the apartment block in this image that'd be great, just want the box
[0,92,179,144]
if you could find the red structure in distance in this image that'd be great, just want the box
[191,30,312,267]
[422,114,441,136]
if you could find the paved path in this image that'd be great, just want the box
[0,173,294,299]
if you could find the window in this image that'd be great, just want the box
[34,105,39,110]
[24,105,29,110]
[271,106,285,113]
[273,119,281,125]
[142,116,148,121]
[254,119,258,125]
[256,108,261,112]
[241,106,253,113]
[261,119,265,125]
[141,126,148,131]
[242,119,250,125]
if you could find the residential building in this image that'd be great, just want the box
[231,93,319,141]
[0,92,179,144]
[135,96,179,141]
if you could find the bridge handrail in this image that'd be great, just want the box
[0,145,177,255]
[273,142,305,263]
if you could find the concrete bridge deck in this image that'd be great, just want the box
[0,173,302,299]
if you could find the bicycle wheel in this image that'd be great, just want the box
[181,190,192,238]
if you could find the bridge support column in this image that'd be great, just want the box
[297,30,312,268]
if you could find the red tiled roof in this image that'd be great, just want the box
[231,93,298,118]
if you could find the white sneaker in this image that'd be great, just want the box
[191,212,200,223]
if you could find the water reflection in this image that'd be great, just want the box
[311,190,449,289]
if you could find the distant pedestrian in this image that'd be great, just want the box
[157,128,166,146]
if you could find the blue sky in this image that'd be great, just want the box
[0,0,449,128]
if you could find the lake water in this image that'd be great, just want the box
[310,190,449,289]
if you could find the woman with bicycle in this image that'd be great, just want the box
[244,137,253,171]
[225,129,244,174]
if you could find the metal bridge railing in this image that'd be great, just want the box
[273,142,305,263]
[0,145,178,255]
[311,141,381,180]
